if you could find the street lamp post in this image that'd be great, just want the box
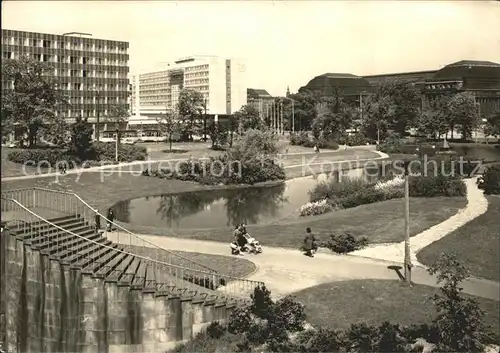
[280,96,296,134]
[403,161,412,284]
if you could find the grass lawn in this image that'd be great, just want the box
[292,279,499,336]
[123,196,466,248]
[2,158,466,249]
[417,196,500,282]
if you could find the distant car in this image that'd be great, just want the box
[191,134,204,142]
[122,137,137,145]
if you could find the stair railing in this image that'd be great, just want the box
[1,196,264,301]
[4,187,221,275]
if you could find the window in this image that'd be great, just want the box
[43,40,51,48]
[31,39,37,47]
[82,57,88,64]
[83,70,88,78]
[2,52,12,59]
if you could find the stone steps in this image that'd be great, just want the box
[6,214,250,308]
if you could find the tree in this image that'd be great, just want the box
[484,109,500,138]
[156,110,182,151]
[428,253,489,352]
[363,80,421,138]
[105,104,129,144]
[208,121,228,149]
[177,89,205,139]
[68,116,95,160]
[417,96,451,139]
[286,91,318,131]
[1,56,68,147]
[234,104,263,131]
[447,92,481,141]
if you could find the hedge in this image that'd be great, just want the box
[7,142,147,167]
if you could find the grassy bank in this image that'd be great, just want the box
[417,196,500,281]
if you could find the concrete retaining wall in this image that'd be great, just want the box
[1,233,230,352]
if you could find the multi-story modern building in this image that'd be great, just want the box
[131,56,247,119]
[1,29,130,139]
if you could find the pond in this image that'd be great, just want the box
[113,168,375,229]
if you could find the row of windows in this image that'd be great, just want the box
[185,79,209,85]
[2,51,128,67]
[2,37,127,53]
[55,109,128,119]
[67,96,126,104]
[60,69,127,79]
[184,64,209,72]
[425,82,463,90]
[185,71,209,78]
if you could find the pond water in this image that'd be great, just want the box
[114,168,375,229]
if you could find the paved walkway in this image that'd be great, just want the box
[350,177,489,266]
[106,231,499,301]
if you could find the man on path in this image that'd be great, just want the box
[303,227,317,257]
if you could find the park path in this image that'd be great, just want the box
[106,230,499,301]
[349,177,488,266]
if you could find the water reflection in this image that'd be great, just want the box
[114,168,369,229]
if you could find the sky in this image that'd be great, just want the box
[2,1,500,97]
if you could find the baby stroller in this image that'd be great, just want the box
[230,232,263,255]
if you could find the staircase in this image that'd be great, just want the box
[1,189,263,352]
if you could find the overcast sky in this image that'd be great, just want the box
[2,1,500,96]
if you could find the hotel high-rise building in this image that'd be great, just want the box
[1,29,130,136]
[131,56,247,118]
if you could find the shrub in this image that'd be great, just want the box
[245,321,269,345]
[299,199,337,217]
[338,187,387,209]
[309,176,371,202]
[298,328,346,352]
[290,132,309,146]
[227,307,252,334]
[273,296,306,333]
[8,148,78,168]
[250,285,274,320]
[345,322,379,352]
[409,175,466,197]
[400,323,440,344]
[478,164,500,195]
[205,321,226,339]
[323,233,368,254]
[93,142,147,162]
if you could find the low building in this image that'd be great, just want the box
[299,60,500,116]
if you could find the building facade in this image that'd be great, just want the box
[1,29,130,138]
[131,56,247,118]
[299,60,500,117]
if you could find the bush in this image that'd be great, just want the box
[299,199,337,217]
[274,296,306,333]
[245,321,269,345]
[93,142,147,162]
[227,307,252,334]
[205,321,226,339]
[290,132,309,146]
[250,285,274,320]
[8,148,78,168]
[289,132,339,150]
[478,164,500,195]
[409,175,466,197]
[323,233,368,254]
[309,176,371,202]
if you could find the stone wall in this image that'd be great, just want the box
[1,233,231,352]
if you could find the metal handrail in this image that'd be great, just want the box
[29,187,220,274]
[1,196,264,297]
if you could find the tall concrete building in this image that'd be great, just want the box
[131,56,247,118]
[1,29,130,138]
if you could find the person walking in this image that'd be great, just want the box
[302,227,317,257]
[94,209,101,233]
[106,208,115,231]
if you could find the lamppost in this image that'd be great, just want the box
[403,161,412,284]
[92,86,100,142]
